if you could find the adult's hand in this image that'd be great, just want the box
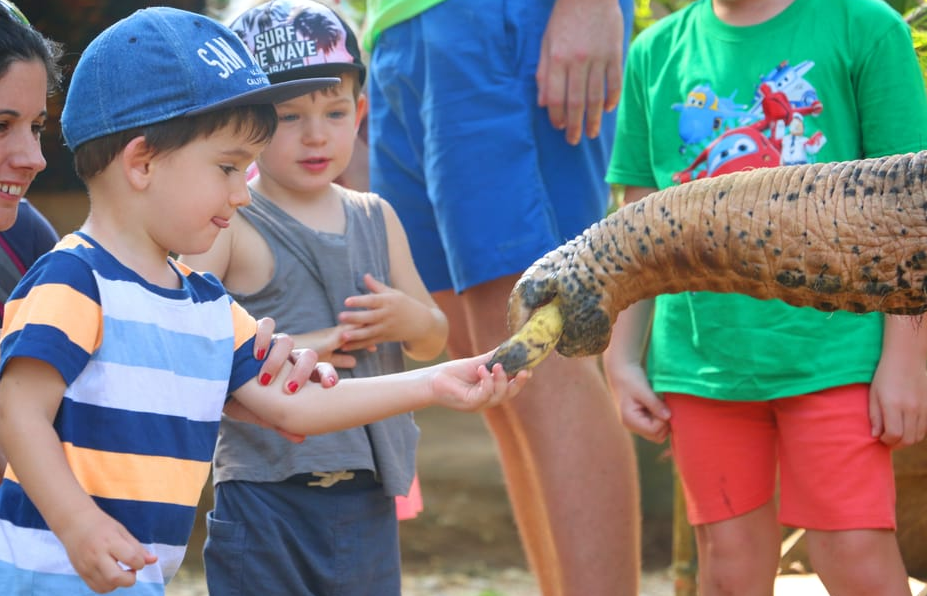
[249,318,339,443]
[253,317,338,391]
[536,0,625,145]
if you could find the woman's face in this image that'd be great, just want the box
[0,59,47,230]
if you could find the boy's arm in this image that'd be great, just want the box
[869,315,927,447]
[229,352,529,437]
[286,325,359,370]
[337,201,448,361]
[0,358,155,592]
[601,185,671,443]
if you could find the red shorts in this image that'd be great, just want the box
[665,384,896,530]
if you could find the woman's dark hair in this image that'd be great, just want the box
[0,4,64,92]
[73,105,279,181]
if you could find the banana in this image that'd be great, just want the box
[487,299,564,374]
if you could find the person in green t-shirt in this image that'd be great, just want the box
[605,1,927,594]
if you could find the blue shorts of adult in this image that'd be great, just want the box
[203,473,400,596]
[368,0,635,293]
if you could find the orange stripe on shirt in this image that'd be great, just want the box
[6,444,212,507]
[3,284,102,353]
[230,301,258,351]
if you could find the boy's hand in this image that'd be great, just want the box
[608,361,671,444]
[338,274,431,352]
[429,353,531,412]
[869,355,927,447]
[300,325,361,369]
[59,507,157,593]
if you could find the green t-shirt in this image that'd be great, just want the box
[362,0,444,51]
[607,0,927,400]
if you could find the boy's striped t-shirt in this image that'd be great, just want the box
[0,232,263,595]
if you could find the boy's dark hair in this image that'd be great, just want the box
[0,5,64,92]
[73,105,278,181]
[304,70,361,100]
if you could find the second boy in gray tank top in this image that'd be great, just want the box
[215,188,418,496]
[180,2,450,593]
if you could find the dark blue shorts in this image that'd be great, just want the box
[367,0,634,293]
[203,473,400,596]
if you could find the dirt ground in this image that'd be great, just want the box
[172,406,675,595]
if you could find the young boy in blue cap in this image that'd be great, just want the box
[0,7,528,595]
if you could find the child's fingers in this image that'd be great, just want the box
[507,369,531,395]
[98,541,154,590]
[362,272,389,293]
[112,541,153,572]
[869,398,885,440]
[481,364,512,409]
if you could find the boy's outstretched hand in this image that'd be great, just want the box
[59,506,157,593]
[429,353,531,412]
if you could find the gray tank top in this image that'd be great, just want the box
[212,187,419,496]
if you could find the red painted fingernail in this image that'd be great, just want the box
[259,373,271,386]
[287,381,299,393]
[256,349,266,360]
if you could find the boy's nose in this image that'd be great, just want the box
[231,180,252,208]
[301,120,326,144]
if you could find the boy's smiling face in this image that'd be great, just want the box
[254,74,366,201]
[144,125,266,256]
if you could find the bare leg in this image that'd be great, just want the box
[433,288,562,594]
[807,528,911,596]
[431,290,472,361]
[460,274,641,596]
[693,502,780,596]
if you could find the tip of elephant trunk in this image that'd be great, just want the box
[488,299,564,375]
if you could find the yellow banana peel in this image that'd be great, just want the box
[487,299,564,374]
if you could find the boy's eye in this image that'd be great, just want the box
[278,113,299,122]
[220,165,238,175]
[31,122,46,137]
[328,110,347,120]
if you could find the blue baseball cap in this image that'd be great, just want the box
[61,6,339,150]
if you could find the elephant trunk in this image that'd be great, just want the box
[507,151,927,359]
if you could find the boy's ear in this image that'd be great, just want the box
[355,93,368,132]
[122,136,155,190]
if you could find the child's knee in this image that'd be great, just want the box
[807,528,903,579]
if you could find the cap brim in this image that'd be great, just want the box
[269,64,366,87]
[185,77,340,116]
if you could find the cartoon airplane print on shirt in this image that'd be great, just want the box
[672,59,828,184]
